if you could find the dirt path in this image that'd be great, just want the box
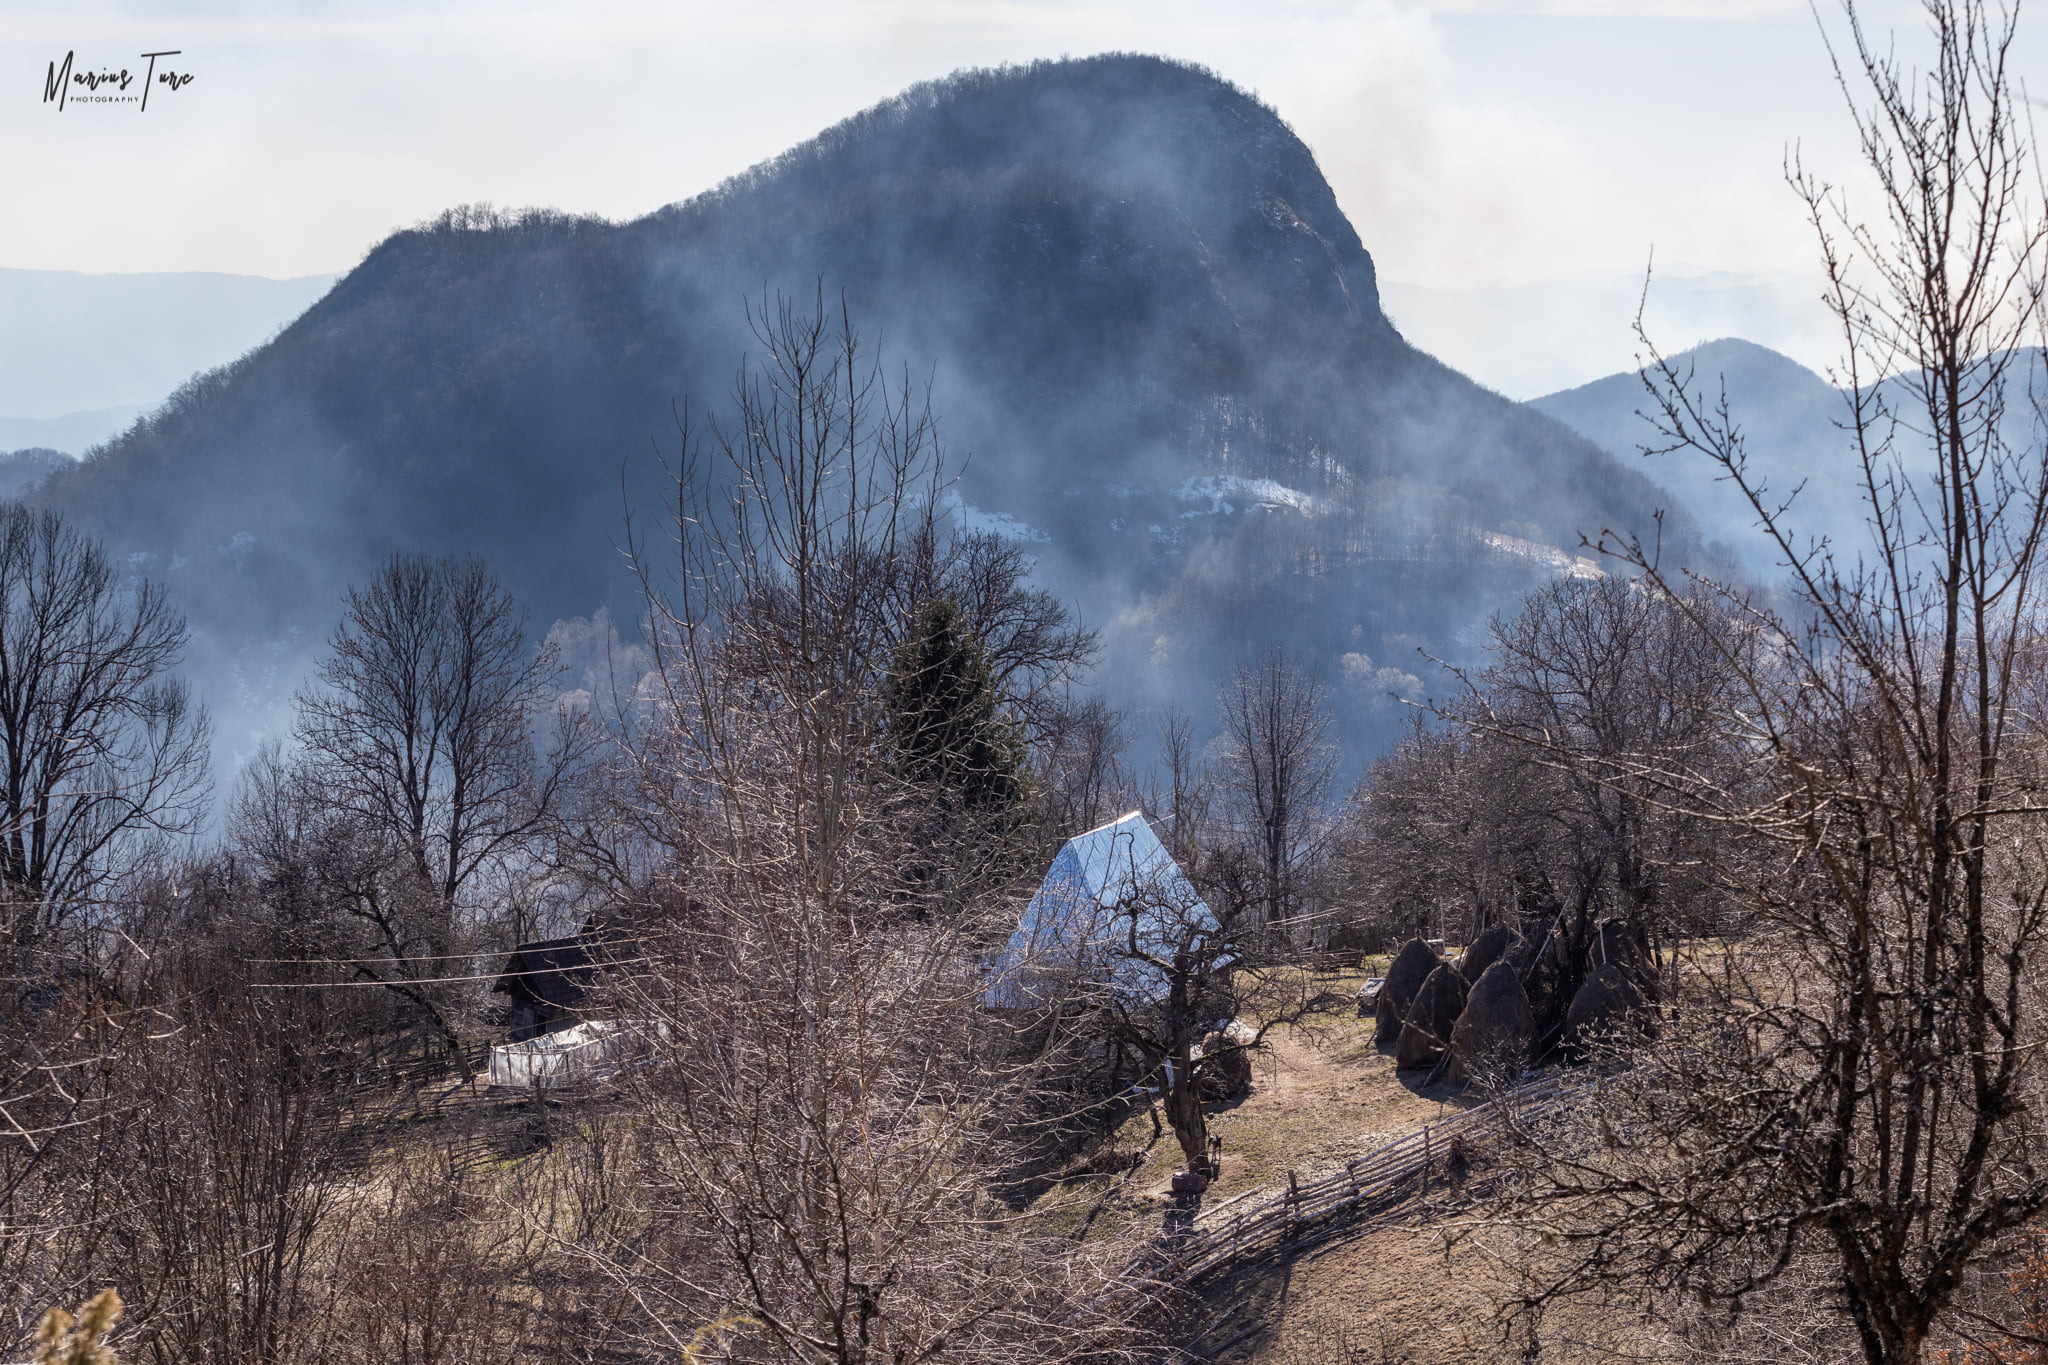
[1025,972,1679,1362]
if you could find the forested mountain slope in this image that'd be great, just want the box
[41,55,1701,758]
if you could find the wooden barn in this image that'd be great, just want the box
[492,933,598,1041]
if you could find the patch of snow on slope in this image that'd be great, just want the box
[1481,530,1604,580]
[950,500,1049,544]
[1177,475,1331,518]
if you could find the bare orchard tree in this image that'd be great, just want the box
[589,291,1151,1363]
[1079,849,1343,1174]
[1484,5,2048,1361]
[0,504,209,962]
[1216,648,1335,927]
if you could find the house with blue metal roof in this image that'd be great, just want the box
[986,810,1218,1008]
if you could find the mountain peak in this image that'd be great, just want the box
[644,54,1377,317]
[1534,337,1831,409]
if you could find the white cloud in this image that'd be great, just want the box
[0,0,1934,391]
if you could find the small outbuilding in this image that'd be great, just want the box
[488,1018,636,1089]
[492,903,650,1042]
[493,933,599,1041]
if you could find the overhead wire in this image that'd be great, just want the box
[239,935,657,966]
[247,954,652,989]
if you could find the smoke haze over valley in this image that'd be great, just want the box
[20,9,2048,1361]
[15,56,1721,775]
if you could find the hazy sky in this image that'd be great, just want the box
[2,0,1961,393]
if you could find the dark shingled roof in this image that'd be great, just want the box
[492,934,597,1011]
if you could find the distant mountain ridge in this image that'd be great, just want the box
[1383,273,1839,402]
[1526,337,2037,577]
[40,55,1704,762]
[1529,339,1848,573]
[0,407,145,457]
[0,268,336,424]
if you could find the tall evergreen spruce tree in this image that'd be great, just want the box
[885,598,1024,811]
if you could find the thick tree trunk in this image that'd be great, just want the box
[1846,1272,1927,1365]
[1162,1053,1208,1170]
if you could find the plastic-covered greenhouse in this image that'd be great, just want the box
[985,810,1215,1008]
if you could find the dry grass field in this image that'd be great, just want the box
[1019,964,1685,1364]
[1029,969,1453,1226]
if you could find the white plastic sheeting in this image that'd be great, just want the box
[985,810,1216,1008]
[487,1018,649,1089]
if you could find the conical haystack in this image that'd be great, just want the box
[1374,938,1443,1048]
[1372,987,1401,1043]
[1458,924,1520,984]
[1563,962,1648,1057]
[1450,960,1535,1086]
[1513,931,1574,1038]
[1395,963,1469,1070]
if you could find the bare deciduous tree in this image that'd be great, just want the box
[110,927,350,1365]
[288,553,584,1070]
[1037,696,1135,841]
[0,504,209,962]
[1471,575,1750,984]
[1148,701,1211,870]
[1082,850,1341,1173]
[1216,648,1334,927]
[0,507,209,1359]
[296,554,575,919]
[586,291,1150,1363]
[1335,714,1523,951]
[1482,5,2048,1360]
[901,525,1099,749]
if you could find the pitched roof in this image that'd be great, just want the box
[492,934,597,1010]
[986,810,1216,1007]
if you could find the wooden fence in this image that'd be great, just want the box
[1139,1079,1581,1289]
